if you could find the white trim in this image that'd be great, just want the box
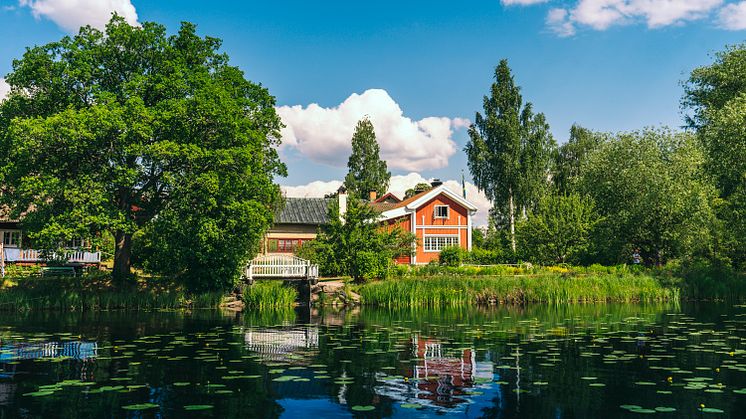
[422,234,460,253]
[378,185,478,222]
[410,211,417,265]
[406,185,477,212]
[467,213,473,251]
[415,225,469,230]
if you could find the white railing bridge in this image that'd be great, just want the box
[245,254,319,283]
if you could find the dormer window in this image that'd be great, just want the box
[434,205,449,219]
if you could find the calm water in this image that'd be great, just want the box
[0,303,745,418]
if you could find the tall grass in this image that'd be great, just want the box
[0,286,224,311]
[241,281,298,309]
[358,274,678,307]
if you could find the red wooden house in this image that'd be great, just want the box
[371,180,477,264]
[264,180,478,265]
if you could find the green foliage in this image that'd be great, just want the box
[404,183,432,198]
[578,128,717,265]
[344,117,390,198]
[241,282,298,309]
[438,245,463,267]
[304,197,415,283]
[517,193,599,264]
[684,45,746,268]
[465,59,556,251]
[553,125,605,194]
[0,16,285,288]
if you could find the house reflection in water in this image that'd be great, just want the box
[376,335,495,410]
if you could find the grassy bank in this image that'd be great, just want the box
[357,274,679,307]
[0,274,296,312]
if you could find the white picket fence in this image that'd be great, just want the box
[245,254,318,282]
[2,248,101,263]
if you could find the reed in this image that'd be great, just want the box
[0,276,225,311]
[357,274,678,307]
[241,281,298,309]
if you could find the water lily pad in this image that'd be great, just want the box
[23,390,56,397]
[655,407,676,412]
[351,405,375,411]
[400,403,423,409]
[122,403,159,410]
[184,405,214,411]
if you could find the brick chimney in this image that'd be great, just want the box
[369,190,377,201]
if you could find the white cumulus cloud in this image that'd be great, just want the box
[719,1,746,29]
[277,89,468,172]
[501,0,549,5]
[281,173,493,227]
[508,0,734,36]
[19,0,138,32]
[547,8,577,36]
[0,78,9,102]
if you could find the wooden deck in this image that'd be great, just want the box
[244,254,319,283]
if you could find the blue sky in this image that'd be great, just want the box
[1,0,745,223]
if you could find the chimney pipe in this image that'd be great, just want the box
[369,191,377,201]
[337,186,347,222]
[430,179,443,188]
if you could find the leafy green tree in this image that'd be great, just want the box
[684,45,746,266]
[0,16,285,286]
[344,117,390,198]
[306,197,414,283]
[517,193,599,264]
[578,128,717,265]
[553,124,605,194]
[465,59,555,253]
[404,183,432,199]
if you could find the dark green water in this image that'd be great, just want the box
[0,303,745,418]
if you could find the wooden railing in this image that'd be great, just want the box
[245,254,318,282]
[2,248,102,264]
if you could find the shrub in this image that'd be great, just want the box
[439,246,463,267]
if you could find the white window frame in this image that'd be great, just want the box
[423,234,460,252]
[434,205,449,219]
[1,230,22,248]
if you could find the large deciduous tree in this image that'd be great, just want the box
[578,128,717,265]
[0,16,286,287]
[684,44,746,267]
[344,117,390,199]
[465,59,555,253]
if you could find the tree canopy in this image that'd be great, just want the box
[577,128,717,265]
[684,43,746,267]
[344,117,390,199]
[0,16,285,288]
[465,59,555,252]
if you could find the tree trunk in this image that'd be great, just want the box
[113,231,133,283]
[509,189,516,253]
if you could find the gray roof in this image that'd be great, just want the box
[275,197,332,225]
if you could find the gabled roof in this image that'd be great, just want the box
[275,197,332,225]
[377,185,478,221]
[374,192,402,204]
